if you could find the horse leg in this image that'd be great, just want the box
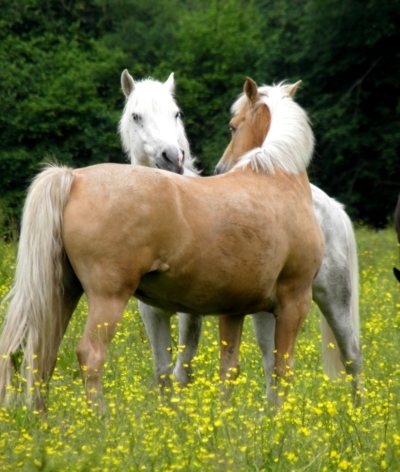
[313,286,363,402]
[311,186,362,401]
[35,260,83,412]
[273,288,312,407]
[219,314,245,405]
[76,292,131,414]
[313,247,363,402]
[173,312,202,388]
[251,312,276,403]
[138,301,174,392]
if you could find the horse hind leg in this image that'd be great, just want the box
[35,258,83,412]
[315,289,363,402]
[76,291,131,414]
[313,258,363,403]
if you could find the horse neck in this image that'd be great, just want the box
[297,171,313,201]
[275,168,313,201]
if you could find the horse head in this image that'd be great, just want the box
[215,78,271,175]
[119,69,190,175]
[215,77,311,176]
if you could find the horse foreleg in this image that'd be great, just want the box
[138,301,174,392]
[219,314,245,405]
[273,290,311,407]
[173,313,202,388]
[76,293,130,414]
[251,312,276,403]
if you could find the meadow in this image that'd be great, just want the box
[0,226,399,471]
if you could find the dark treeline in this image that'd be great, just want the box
[1,0,399,229]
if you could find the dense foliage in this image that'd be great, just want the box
[0,0,399,226]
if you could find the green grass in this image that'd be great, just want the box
[0,227,400,471]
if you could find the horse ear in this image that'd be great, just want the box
[286,80,302,98]
[164,73,175,93]
[244,77,259,103]
[121,69,135,97]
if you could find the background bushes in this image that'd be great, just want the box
[1,0,399,227]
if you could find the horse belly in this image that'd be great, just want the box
[134,256,276,316]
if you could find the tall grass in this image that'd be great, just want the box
[0,227,399,471]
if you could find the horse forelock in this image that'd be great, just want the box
[118,77,199,174]
[233,83,314,175]
[124,78,179,115]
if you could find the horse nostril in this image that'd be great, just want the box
[162,152,173,164]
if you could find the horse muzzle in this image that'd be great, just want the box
[156,146,185,175]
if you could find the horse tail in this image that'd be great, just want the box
[0,164,75,406]
[321,204,359,379]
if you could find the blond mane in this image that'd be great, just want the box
[233,83,314,174]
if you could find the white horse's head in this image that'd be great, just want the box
[119,70,198,176]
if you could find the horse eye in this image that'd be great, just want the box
[175,111,182,119]
[229,125,236,133]
[132,113,140,121]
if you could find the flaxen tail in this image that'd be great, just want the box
[321,206,359,379]
[0,165,75,406]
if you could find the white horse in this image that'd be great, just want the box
[119,70,363,399]
[120,70,202,387]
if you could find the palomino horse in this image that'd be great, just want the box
[394,193,400,282]
[120,71,363,401]
[215,80,363,401]
[0,78,324,412]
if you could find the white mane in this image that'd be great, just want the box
[119,77,199,176]
[232,83,314,175]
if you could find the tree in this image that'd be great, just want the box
[160,0,263,173]
[255,0,400,225]
[0,0,127,222]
